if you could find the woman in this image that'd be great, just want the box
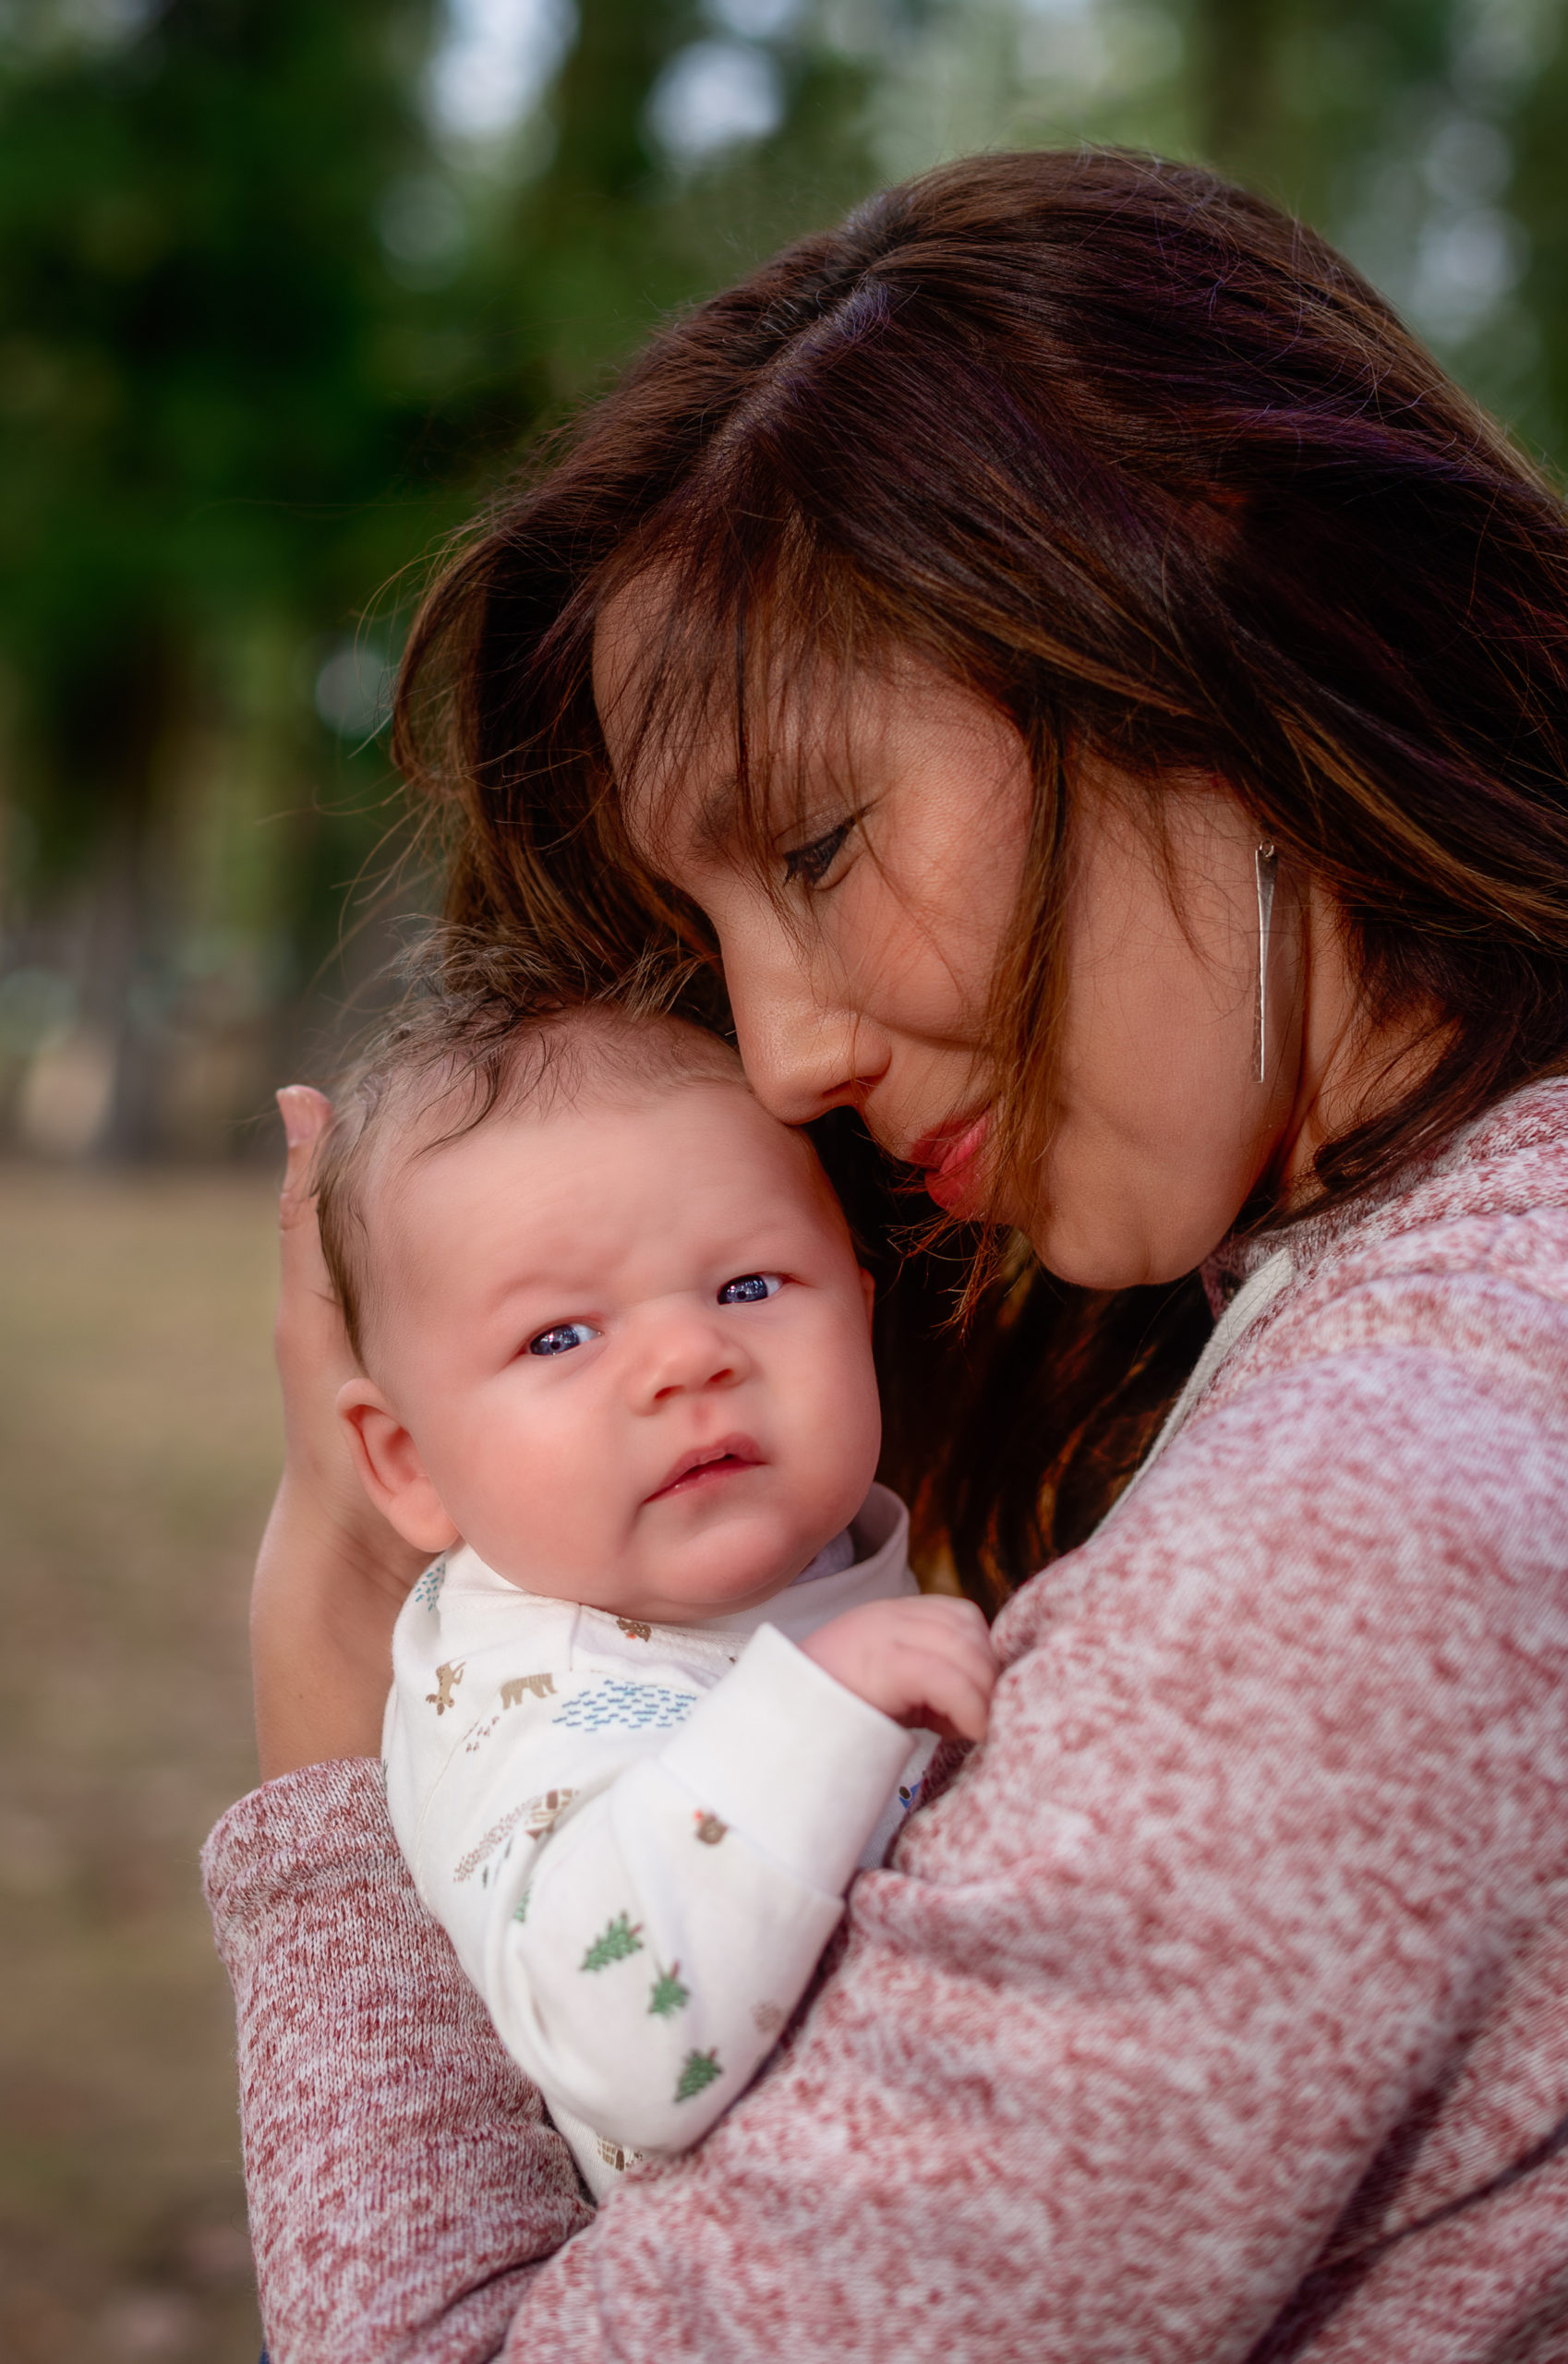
[209,151,1568,2359]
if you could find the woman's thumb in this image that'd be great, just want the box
[276,1086,332,1218]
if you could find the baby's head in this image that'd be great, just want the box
[318,963,881,1624]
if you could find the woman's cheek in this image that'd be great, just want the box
[842,883,990,1036]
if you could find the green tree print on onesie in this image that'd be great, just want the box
[648,1963,689,2018]
[674,2048,722,2104]
[580,1912,644,1971]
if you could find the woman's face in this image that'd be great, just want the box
[596,614,1341,1288]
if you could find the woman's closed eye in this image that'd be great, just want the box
[781,817,856,889]
[717,1273,782,1305]
[527,1320,600,1357]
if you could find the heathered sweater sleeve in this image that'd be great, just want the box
[202,1758,592,2356]
[207,1200,1568,2358]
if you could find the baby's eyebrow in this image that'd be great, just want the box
[480,1265,563,1318]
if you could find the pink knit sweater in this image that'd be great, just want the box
[205,1080,1568,2362]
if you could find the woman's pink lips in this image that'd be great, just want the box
[911,1116,991,1212]
[646,1435,764,1502]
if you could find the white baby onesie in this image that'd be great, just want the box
[383,1482,937,2200]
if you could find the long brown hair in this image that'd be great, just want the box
[392,148,1568,1608]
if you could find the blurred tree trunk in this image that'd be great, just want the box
[514,0,704,394]
[57,634,179,1158]
[550,0,698,205]
[1189,0,1279,186]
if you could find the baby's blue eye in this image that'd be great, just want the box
[528,1321,599,1357]
[718,1273,782,1305]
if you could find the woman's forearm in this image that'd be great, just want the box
[250,1478,416,1778]
[204,1760,593,2359]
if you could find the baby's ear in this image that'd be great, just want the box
[336,1379,460,1554]
[858,1265,876,1327]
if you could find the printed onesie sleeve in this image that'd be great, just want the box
[384,1557,914,2180]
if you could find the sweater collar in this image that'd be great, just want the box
[1199,1075,1568,1317]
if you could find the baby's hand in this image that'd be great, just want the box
[800,1596,1000,1742]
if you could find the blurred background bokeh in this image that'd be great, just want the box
[3,0,1566,2354]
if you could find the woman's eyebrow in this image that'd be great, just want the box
[690,779,745,861]
[689,743,823,862]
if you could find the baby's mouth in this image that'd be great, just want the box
[646,1435,764,1502]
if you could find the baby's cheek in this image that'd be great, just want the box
[783,1344,881,1502]
[464,1404,611,1585]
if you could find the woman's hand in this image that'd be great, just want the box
[251,1088,428,1780]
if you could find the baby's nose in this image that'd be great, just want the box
[633,1308,748,1403]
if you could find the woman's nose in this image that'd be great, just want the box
[722,929,888,1127]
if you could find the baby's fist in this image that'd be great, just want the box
[800,1595,999,1742]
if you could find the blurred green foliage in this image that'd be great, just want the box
[0,0,1562,1155]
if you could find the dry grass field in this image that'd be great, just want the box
[0,1163,280,2361]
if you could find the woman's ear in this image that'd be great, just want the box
[859,1265,876,1329]
[336,1378,460,1554]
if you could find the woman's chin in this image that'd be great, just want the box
[1030,1214,1218,1291]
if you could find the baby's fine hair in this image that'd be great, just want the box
[314,930,743,1365]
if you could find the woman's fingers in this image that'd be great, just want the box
[276,1083,336,1285]
[273,1086,352,1380]
[277,1082,330,1161]
[253,1087,427,1776]
[270,1086,368,1529]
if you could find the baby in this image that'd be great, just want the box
[316,971,997,2200]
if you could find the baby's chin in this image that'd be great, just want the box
[608,1508,837,1626]
[630,1557,814,1626]
[468,1485,858,1623]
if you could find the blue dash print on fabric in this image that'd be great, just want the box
[412,1558,447,1612]
[551,1679,697,1734]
